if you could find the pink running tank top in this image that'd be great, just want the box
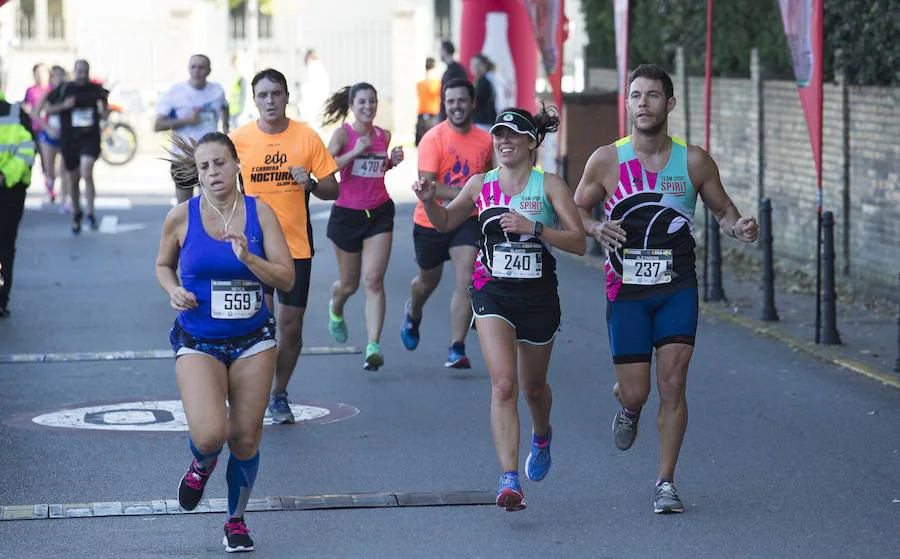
[335,123,391,210]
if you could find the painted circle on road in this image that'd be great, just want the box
[23,399,358,432]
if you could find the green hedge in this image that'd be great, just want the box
[582,0,899,86]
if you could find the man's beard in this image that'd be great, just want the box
[632,116,666,136]
[449,112,471,126]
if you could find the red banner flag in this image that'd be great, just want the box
[778,0,824,209]
[526,0,568,110]
[613,0,630,137]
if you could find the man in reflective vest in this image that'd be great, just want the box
[0,92,36,317]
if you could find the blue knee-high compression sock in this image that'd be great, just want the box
[189,438,222,472]
[226,452,260,518]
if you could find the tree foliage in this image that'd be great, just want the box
[582,0,900,85]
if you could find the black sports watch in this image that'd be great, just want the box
[532,221,544,238]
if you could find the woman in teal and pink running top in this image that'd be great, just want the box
[414,106,586,511]
[322,83,404,370]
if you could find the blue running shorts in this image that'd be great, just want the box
[170,317,276,368]
[606,286,698,364]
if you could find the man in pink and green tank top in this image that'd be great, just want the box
[575,64,759,514]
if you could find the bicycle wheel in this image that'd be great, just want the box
[100,122,138,165]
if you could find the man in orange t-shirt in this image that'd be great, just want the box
[230,68,339,425]
[415,57,441,146]
[401,78,493,369]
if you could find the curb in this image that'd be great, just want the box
[699,302,900,390]
[564,251,900,390]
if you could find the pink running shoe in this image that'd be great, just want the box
[177,458,216,511]
[223,517,254,552]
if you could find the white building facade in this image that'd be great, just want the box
[0,0,585,143]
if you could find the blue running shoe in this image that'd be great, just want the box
[444,342,471,369]
[496,472,527,512]
[268,391,295,425]
[525,427,552,482]
[400,299,420,350]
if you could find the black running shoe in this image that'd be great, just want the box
[72,211,83,235]
[177,458,216,511]
[223,517,254,552]
[86,214,99,231]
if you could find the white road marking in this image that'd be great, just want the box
[98,215,146,234]
[95,197,133,210]
[31,400,337,432]
[24,197,132,211]
[0,346,360,364]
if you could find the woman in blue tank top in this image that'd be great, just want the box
[156,132,294,552]
[413,107,586,512]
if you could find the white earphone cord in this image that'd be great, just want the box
[200,171,241,232]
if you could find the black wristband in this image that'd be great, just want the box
[306,177,318,192]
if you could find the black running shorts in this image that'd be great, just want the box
[413,217,480,271]
[61,133,101,171]
[263,258,312,308]
[469,283,561,345]
[326,199,395,253]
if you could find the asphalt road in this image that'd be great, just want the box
[0,157,897,558]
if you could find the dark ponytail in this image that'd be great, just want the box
[532,103,560,148]
[322,82,378,126]
[497,102,560,149]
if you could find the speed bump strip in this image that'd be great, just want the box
[1,491,495,521]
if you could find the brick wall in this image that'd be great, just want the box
[586,55,900,296]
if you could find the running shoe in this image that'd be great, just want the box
[268,391,295,424]
[653,481,685,514]
[328,298,348,343]
[444,342,471,369]
[86,214,99,231]
[72,211,82,235]
[0,306,9,318]
[612,409,640,451]
[525,427,552,482]
[223,517,254,552]
[177,458,216,511]
[400,299,420,350]
[363,342,384,371]
[495,472,527,512]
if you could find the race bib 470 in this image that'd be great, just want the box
[351,154,386,178]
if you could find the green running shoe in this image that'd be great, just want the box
[363,342,384,371]
[328,299,348,343]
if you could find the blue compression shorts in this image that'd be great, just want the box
[606,286,698,364]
